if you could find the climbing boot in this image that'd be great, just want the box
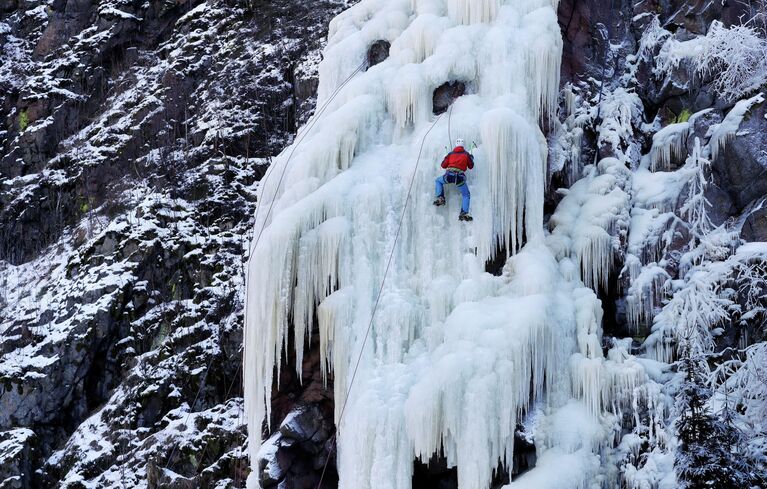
[459,212,473,221]
[433,196,446,206]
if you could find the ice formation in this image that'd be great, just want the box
[649,121,688,171]
[548,157,630,292]
[708,92,764,161]
[243,1,659,488]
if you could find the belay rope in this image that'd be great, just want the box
[159,60,368,485]
[217,54,454,488]
[315,113,445,488]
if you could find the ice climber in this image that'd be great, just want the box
[433,138,474,221]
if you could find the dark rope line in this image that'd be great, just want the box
[247,60,367,258]
[162,351,215,474]
[595,0,616,120]
[315,113,444,489]
[216,60,365,486]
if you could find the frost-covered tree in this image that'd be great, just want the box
[680,140,712,242]
[675,357,762,488]
[733,257,767,332]
[644,136,747,362]
[658,20,767,102]
[678,138,733,272]
[749,0,767,28]
[714,341,767,472]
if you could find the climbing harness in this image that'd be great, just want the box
[444,170,467,186]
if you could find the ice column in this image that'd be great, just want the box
[244,1,571,488]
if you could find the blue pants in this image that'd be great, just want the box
[435,171,470,213]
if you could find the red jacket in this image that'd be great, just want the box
[441,146,474,172]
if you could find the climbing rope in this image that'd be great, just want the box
[316,113,444,489]
[233,60,368,484]
[161,60,367,484]
[248,59,367,257]
[162,349,215,474]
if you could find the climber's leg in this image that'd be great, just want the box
[434,175,446,206]
[457,178,470,214]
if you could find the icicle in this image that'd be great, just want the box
[426,275,456,323]
[573,287,604,359]
[480,108,546,258]
[523,7,564,122]
[625,207,673,266]
[548,161,629,292]
[570,354,604,416]
[563,83,576,117]
[406,292,556,489]
[386,64,429,129]
[243,223,300,466]
[390,14,447,64]
[374,292,423,364]
[643,327,676,364]
[446,0,498,25]
[625,264,670,332]
[569,126,584,183]
[602,343,647,419]
[317,287,354,387]
[708,92,764,161]
[313,131,358,174]
[293,217,350,377]
[649,121,689,171]
[573,226,613,292]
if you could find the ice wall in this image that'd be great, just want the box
[243,1,656,488]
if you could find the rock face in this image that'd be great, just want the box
[0,0,350,487]
[257,326,337,488]
[710,100,767,212]
[557,0,767,217]
[743,207,767,242]
[0,429,35,489]
[432,81,466,115]
[258,404,337,489]
[367,40,391,69]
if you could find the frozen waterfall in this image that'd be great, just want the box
[244,0,657,488]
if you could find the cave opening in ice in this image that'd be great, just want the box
[243,1,659,488]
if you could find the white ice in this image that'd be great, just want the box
[243,1,658,488]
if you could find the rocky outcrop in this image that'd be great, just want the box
[0,429,35,489]
[258,405,336,489]
[0,0,350,486]
[367,40,391,69]
[742,207,767,242]
[433,81,466,115]
[710,99,767,212]
[256,321,337,488]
